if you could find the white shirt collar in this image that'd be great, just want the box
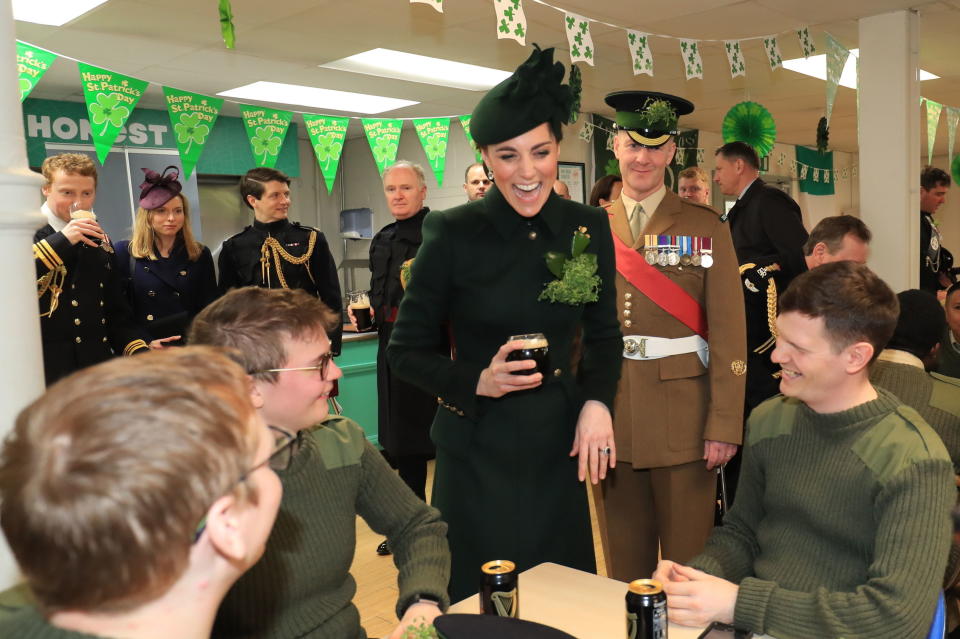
[737,177,759,202]
[41,202,66,233]
[877,349,925,369]
[621,184,667,218]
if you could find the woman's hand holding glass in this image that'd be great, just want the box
[475,340,544,398]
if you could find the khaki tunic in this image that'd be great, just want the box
[609,190,747,468]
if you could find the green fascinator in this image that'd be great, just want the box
[471,44,579,146]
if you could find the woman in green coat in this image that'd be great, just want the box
[387,46,622,601]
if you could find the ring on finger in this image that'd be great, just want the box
[599,446,611,456]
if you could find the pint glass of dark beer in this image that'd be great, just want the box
[348,291,373,332]
[505,333,549,376]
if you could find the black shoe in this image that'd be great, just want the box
[376,540,391,556]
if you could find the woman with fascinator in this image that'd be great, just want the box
[388,46,622,599]
[114,166,218,344]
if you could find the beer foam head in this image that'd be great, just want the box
[518,336,548,349]
[70,210,97,221]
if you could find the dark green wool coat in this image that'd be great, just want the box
[388,185,622,601]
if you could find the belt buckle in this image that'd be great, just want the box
[624,337,647,357]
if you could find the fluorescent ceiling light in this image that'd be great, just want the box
[217,81,418,115]
[783,49,939,89]
[320,49,512,91]
[12,0,109,26]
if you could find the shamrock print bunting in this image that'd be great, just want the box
[361,119,403,175]
[239,105,293,169]
[413,117,451,187]
[16,41,57,103]
[680,39,702,80]
[564,12,594,66]
[78,63,148,163]
[303,114,350,194]
[163,87,223,179]
[763,36,783,71]
[797,27,816,58]
[626,30,653,77]
[494,0,526,45]
[724,40,745,78]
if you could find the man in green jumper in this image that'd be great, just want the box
[654,261,955,639]
[192,286,450,639]
[870,289,960,472]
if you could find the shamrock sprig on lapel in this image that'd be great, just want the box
[538,227,601,305]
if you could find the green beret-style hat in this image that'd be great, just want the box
[604,90,694,148]
[471,45,578,147]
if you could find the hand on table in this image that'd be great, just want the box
[570,399,615,484]
[476,340,543,398]
[704,440,738,470]
[388,602,442,639]
[657,562,738,628]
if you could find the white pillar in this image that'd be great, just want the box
[858,10,920,292]
[0,3,47,588]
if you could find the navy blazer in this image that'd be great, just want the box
[114,239,218,341]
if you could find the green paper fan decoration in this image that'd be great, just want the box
[722,101,777,159]
[951,154,960,187]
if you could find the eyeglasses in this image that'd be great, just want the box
[253,352,335,380]
[192,425,299,543]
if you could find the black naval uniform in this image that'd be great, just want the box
[726,178,808,412]
[218,218,343,352]
[33,224,150,386]
[920,210,955,294]
[114,239,218,342]
[368,207,440,499]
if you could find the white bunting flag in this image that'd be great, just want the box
[724,41,745,78]
[563,12,594,66]
[763,36,783,71]
[626,30,653,77]
[493,0,526,45]
[680,40,702,80]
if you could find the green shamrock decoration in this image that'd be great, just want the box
[251,127,282,164]
[539,227,600,305]
[424,134,446,162]
[566,16,574,29]
[628,33,636,45]
[514,23,525,38]
[89,93,130,136]
[19,78,31,101]
[373,136,398,166]
[499,18,510,34]
[174,113,211,154]
[314,133,343,169]
[504,6,514,20]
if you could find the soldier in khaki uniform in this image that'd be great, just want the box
[595,91,747,581]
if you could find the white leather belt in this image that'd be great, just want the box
[622,335,709,368]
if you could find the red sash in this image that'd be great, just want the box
[611,229,708,339]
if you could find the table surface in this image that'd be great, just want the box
[449,562,771,639]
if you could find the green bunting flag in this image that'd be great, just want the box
[162,87,223,180]
[925,98,943,165]
[413,117,450,187]
[824,34,850,125]
[78,63,148,164]
[947,106,960,166]
[361,118,402,175]
[17,42,56,102]
[458,115,481,162]
[303,114,349,194]
[239,105,293,169]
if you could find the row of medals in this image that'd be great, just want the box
[642,234,714,268]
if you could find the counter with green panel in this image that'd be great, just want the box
[337,331,379,446]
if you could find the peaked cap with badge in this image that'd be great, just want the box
[605,90,693,148]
